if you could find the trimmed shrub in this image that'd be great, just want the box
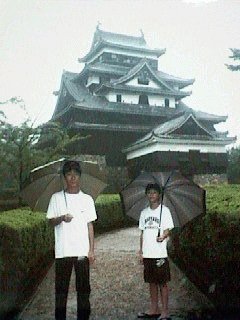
[169,184,240,311]
[0,209,54,318]
[95,194,136,233]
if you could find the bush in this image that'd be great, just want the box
[0,209,54,318]
[169,184,240,311]
[205,184,240,214]
[95,194,136,233]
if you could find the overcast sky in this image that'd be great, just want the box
[0,0,239,146]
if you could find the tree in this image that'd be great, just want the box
[227,146,240,184]
[0,98,84,204]
[226,48,240,71]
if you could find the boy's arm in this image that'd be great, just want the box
[49,214,73,227]
[88,222,95,264]
[138,230,144,263]
[157,228,170,242]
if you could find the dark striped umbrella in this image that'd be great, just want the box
[20,158,107,212]
[120,171,205,227]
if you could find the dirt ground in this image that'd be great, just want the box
[18,227,213,320]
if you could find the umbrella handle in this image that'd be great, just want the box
[63,189,68,210]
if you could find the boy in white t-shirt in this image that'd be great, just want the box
[138,183,174,320]
[47,160,97,320]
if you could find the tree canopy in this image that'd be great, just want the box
[0,98,83,204]
[226,48,240,71]
[227,146,240,184]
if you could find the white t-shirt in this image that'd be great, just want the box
[47,190,97,258]
[139,204,174,258]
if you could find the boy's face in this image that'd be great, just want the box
[64,170,80,189]
[146,189,161,204]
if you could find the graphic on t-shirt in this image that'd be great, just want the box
[144,216,160,229]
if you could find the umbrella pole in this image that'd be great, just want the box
[61,174,68,211]
[157,170,174,237]
[63,190,68,211]
[157,193,164,237]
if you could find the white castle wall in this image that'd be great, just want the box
[106,92,175,107]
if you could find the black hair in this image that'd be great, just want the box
[62,160,82,177]
[145,183,162,195]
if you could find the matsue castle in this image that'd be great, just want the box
[51,26,235,181]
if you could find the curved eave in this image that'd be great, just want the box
[157,71,195,89]
[70,121,153,132]
[79,63,129,78]
[123,134,236,154]
[195,113,228,123]
[167,79,195,89]
[177,102,228,124]
[51,71,75,118]
[95,83,191,98]
[52,100,183,121]
[79,40,166,63]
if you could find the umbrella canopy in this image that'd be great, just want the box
[21,158,107,212]
[120,171,205,227]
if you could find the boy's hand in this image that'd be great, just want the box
[156,235,165,242]
[88,250,95,265]
[138,250,143,264]
[63,213,73,223]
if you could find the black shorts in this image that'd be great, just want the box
[143,258,171,285]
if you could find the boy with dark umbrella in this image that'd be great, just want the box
[138,183,174,320]
[47,160,97,320]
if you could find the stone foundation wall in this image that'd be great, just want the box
[193,173,228,186]
[71,155,229,192]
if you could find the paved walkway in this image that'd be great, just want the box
[18,227,212,320]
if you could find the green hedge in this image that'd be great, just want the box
[205,184,240,214]
[95,194,135,232]
[169,184,240,311]
[0,209,54,318]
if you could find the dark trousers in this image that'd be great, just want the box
[55,257,91,320]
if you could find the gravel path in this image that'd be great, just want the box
[19,227,212,320]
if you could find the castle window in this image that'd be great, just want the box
[123,58,131,64]
[139,94,149,105]
[138,77,149,85]
[116,94,122,103]
[165,98,170,107]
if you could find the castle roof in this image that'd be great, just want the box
[91,27,148,49]
[93,59,191,97]
[79,61,194,89]
[123,112,236,154]
[52,71,180,119]
[52,71,228,126]
[79,27,165,63]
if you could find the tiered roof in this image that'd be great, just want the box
[79,28,165,63]
[53,71,227,125]
[94,59,191,98]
